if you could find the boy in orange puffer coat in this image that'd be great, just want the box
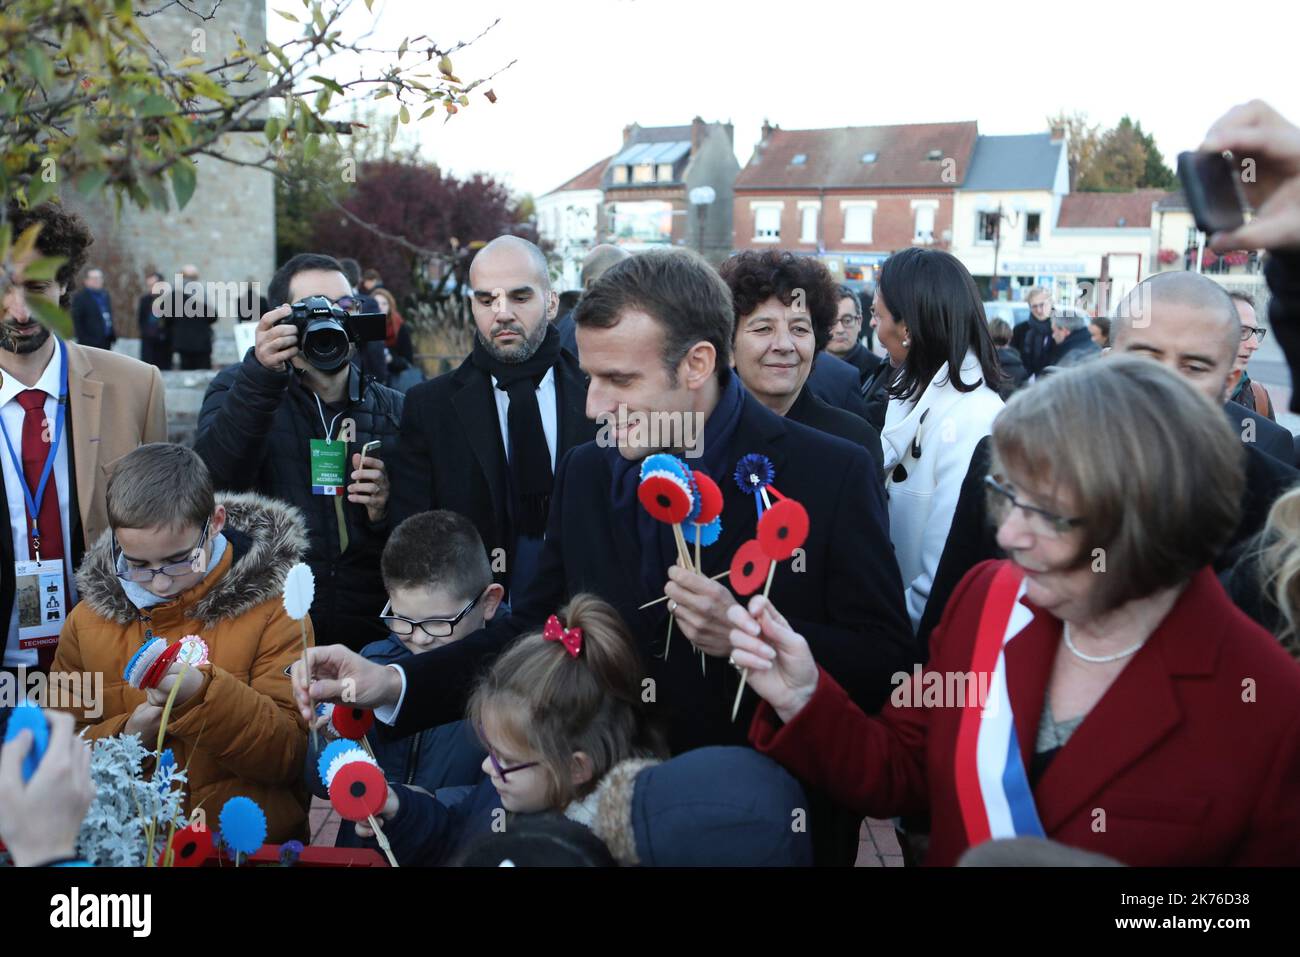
[51,443,312,843]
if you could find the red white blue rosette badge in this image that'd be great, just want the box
[177,634,209,668]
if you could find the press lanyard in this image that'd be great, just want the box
[314,392,345,443]
[0,337,69,562]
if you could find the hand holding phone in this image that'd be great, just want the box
[1177,150,1246,237]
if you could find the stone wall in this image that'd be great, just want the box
[61,0,273,365]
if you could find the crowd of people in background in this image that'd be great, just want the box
[3,99,1300,868]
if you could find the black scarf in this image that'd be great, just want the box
[470,323,563,538]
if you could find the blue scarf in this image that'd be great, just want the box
[606,373,747,601]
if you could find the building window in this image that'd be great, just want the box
[843,205,873,243]
[753,205,782,241]
[926,149,942,160]
[613,166,628,185]
[656,163,674,182]
[861,152,877,163]
[632,164,654,184]
[791,154,807,166]
[913,204,936,245]
[976,211,999,243]
[1024,212,1042,244]
[800,205,818,244]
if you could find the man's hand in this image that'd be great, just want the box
[663,564,741,657]
[1202,100,1300,253]
[290,644,403,725]
[124,701,165,738]
[348,452,390,523]
[0,711,93,866]
[253,304,299,370]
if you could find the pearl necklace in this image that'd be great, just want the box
[1062,623,1147,664]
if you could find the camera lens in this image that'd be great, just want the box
[302,318,350,371]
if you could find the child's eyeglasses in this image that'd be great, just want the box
[113,518,210,583]
[476,723,539,781]
[379,589,485,640]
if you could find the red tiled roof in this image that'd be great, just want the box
[735,121,978,190]
[545,155,612,195]
[1056,189,1172,228]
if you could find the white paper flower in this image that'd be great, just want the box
[282,563,316,620]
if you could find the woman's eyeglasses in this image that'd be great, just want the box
[114,519,210,583]
[379,589,485,639]
[984,476,1084,536]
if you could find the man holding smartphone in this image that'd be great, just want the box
[194,253,403,652]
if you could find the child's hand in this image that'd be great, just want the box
[0,711,94,866]
[145,661,204,707]
[352,787,400,839]
[125,701,165,738]
[313,711,339,740]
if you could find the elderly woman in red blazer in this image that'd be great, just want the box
[728,356,1300,865]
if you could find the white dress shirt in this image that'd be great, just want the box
[1,340,79,666]
[490,367,559,470]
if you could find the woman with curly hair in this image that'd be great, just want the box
[717,250,881,467]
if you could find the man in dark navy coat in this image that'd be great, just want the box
[294,248,915,864]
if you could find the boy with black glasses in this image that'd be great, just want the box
[307,510,502,846]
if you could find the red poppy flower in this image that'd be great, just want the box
[730,539,772,596]
[757,499,809,561]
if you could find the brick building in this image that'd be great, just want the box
[733,121,978,287]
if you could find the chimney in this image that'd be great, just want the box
[761,119,776,141]
[724,121,734,145]
[622,123,638,145]
[691,116,705,152]
[1050,125,1065,143]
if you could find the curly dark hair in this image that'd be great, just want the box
[717,250,838,353]
[5,201,94,307]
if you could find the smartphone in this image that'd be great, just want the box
[1177,150,1246,236]
[361,440,381,462]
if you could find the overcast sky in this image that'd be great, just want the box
[271,0,1300,199]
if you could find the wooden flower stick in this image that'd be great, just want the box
[301,619,319,755]
[732,559,778,722]
[369,815,399,867]
[639,570,730,609]
[146,660,191,863]
[694,525,702,572]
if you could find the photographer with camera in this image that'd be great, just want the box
[194,254,403,652]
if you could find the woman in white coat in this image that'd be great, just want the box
[873,248,1006,630]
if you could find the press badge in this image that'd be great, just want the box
[14,558,66,649]
[309,438,347,495]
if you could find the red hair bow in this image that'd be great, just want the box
[543,614,583,658]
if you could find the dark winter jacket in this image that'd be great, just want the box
[194,349,404,650]
[994,346,1028,399]
[1011,315,1054,377]
[1045,326,1101,369]
[371,747,812,866]
[306,634,486,847]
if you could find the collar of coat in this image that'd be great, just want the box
[74,491,310,627]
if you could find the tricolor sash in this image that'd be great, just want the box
[953,561,1045,845]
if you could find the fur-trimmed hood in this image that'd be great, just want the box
[76,492,309,627]
[589,747,813,867]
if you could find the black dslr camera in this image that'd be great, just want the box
[276,295,386,372]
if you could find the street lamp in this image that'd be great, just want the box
[689,186,716,258]
[981,196,1025,299]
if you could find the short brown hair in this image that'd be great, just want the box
[988,317,1012,346]
[574,248,734,385]
[992,356,1243,615]
[382,510,491,603]
[106,444,214,532]
[467,594,666,807]
[5,201,94,307]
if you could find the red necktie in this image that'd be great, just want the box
[16,389,63,669]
